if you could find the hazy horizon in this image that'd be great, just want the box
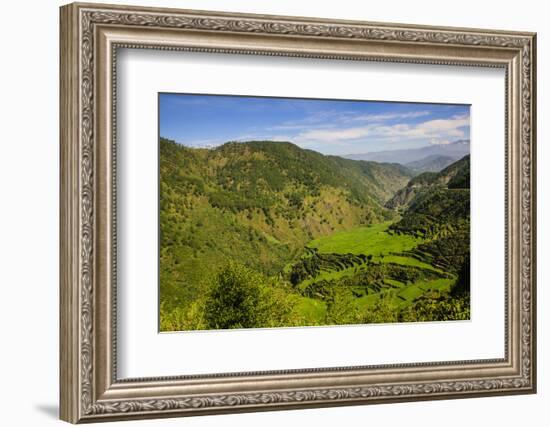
[159,93,470,156]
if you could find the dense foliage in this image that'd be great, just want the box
[159,138,471,331]
[159,138,412,315]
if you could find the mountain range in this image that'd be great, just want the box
[159,138,471,330]
[386,154,470,210]
[345,139,470,165]
[404,154,457,173]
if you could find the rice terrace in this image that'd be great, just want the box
[159,93,471,331]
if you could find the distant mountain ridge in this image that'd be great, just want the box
[345,139,470,165]
[405,154,457,173]
[386,155,470,210]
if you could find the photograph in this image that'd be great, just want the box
[158,94,471,332]
[57,3,536,422]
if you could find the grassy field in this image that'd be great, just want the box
[303,221,440,281]
[307,221,422,255]
[289,221,456,323]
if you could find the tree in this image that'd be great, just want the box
[204,262,264,329]
[325,286,360,325]
[451,256,470,296]
[362,292,400,324]
[399,291,470,322]
[204,262,298,329]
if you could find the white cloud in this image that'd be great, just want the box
[429,138,452,145]
[415,116,469,134]
[347,110,431,123]
[293,114,469,147]
[268,109,432,132]
[296,126,371,142]
[181,138,225,148]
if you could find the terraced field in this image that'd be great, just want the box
[287,221,456,323]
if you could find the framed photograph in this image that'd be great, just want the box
[60,2,537,423]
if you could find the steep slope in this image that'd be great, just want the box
[282,155,471,327]
[160,138,414,311]
[388,155,470,274]
[386,155,470,210]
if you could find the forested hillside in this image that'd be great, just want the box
[385,155,470,210]
[160,138,470,331]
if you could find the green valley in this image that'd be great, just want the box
[159,137,470,331]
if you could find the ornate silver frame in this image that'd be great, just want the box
[60,2,537,423]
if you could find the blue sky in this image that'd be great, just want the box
[159,93,470,155]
